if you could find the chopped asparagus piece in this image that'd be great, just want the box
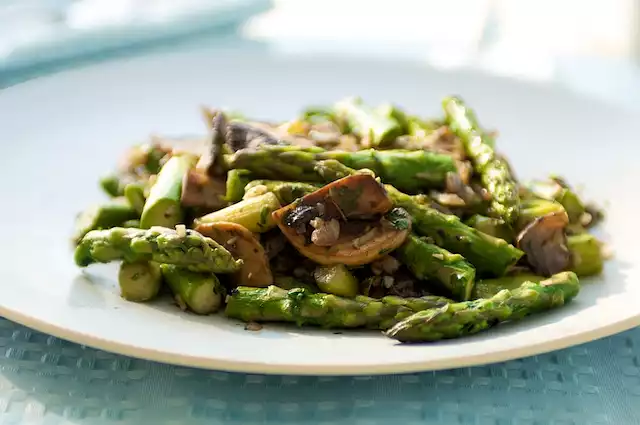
[443,96,519,223]
[225,169,252,203]
[466,215,513,242]
[244,180,321,204]
[118,261,162,302]
[124,182,147,215]
[195,191,280,233]
[74,227,241,273]
[313,265,359,298]
[140,154,197,228]
[568,233,604,277]
[160,264,224,314]
[73,199,138,244]
[385,271,579,342]
[334,97,404,147]
[473,273,542,299]
[225,286,453,330]
[225,145,456,192]
[397,234,476,301]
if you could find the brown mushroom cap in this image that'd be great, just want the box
[196,222,273,287]
[516,211,570,276]
[272,175,409,266]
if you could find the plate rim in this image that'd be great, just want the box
[1,301,638,375]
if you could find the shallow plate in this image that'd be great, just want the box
[0,49,637,375]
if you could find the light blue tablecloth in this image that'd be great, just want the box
[2,14,640,424]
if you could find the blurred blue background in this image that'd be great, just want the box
[2,0,640,108]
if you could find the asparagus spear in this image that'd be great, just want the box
[313,160,524,276]
[443,96,519,223]
[568,233,604,277]
[472,273,541,299]
[118,261,162,302]
[313,264,359,298]
[100,174,127,197]
[74,226,241,273]
[160,264,224,314]
[72,199,138,244]
[224,169,252,203]
[385,271,579,342]
[243,180,321,205]
[517,199,566,231]
[124,182,147,215]
[333,97,404,147]
[466,214,513,242]
[140,154,197,229]
[225,145,457,192]
[195,191,281,233]
[225,286,453,330]
[386,185,523,276]
[396,234,476,301]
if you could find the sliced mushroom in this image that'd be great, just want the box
[180,169,228,211]
[272,175,409,266]
[196,110,228,177]
[226,121,315,152]
[196,222,273,287]
[297,174,393,219]
[516,211,570,276]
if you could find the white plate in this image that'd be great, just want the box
[0,49,637,375]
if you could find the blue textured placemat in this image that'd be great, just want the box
[0,316,638,424]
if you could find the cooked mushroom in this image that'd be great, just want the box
[516,211,570,276]
[196,110,228,177]
[180,169,227,211]
[226,121,315,152]
[196,222,273,287]
[272,175,410,266]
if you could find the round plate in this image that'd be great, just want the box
[0,49,637,375]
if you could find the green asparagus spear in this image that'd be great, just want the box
[122,219,141,228]
[472,273,542,299]
[195,191,281,233]
[334,97,404,147]
[72,199,138,244]
[568,233,604,277]
[525,179,587,225]
[386,185,523,276]
[243,180,321,205]
[224,169,253,203]
[312,160,524,276]
[385,271,579,342]
[397,234,476,301]
[124,182,147,215]
[74,227,241,273]
[118,261,162,302]
[140,154,197,229]
[225,286,453,330]
[466,215,513,242]
[313,264,359,297]
[517,199,566,231]
[443,96,519,223]
[100,174,127,197]
[327,149,457,192]
[273,276,319,293]
[160,264,224,314]
[225,145,457,192]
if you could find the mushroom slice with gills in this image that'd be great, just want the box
[225,121,316,152]
[516,211,571,276]
[180,169,228,212]
[272,174,410,266]
[195,222,273,287]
